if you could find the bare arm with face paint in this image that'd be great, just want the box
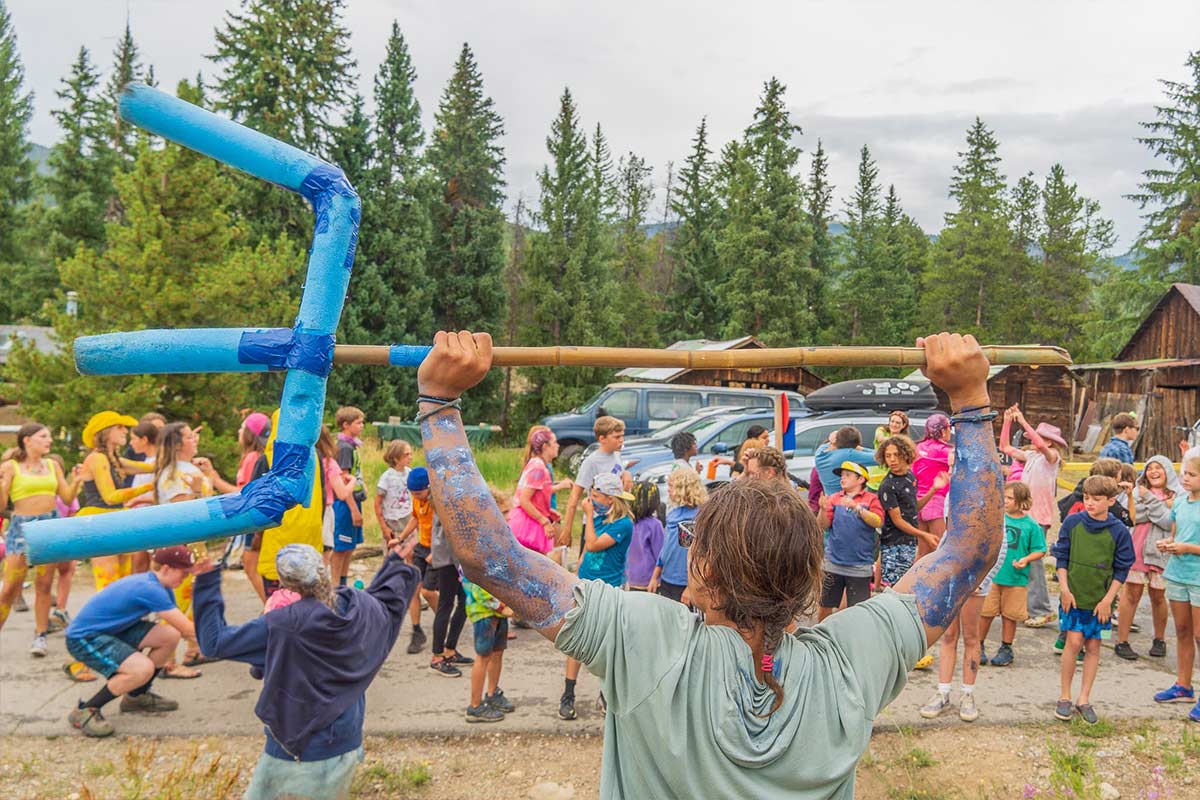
[418,331,579,642]
[892,333,1003,647]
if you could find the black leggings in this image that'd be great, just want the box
[820,571,871,609]
[658,580,687,604]
[430,565,466,654]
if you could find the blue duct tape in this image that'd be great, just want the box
[300,164,361,272]
[388,345,433,368]
[238,327,335,376]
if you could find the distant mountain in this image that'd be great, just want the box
[29,143,52,177]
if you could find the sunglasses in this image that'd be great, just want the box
[678,519,696,548]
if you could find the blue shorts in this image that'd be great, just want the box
[1166,579,1200,607]
[5,511,58,557]
[1058,606,1110,641]
[473,617,509,657]
[332,499,363,552]
[66,620,158,678]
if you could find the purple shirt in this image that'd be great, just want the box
[625,516,665,588]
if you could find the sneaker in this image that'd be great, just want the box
[919,692,952,719]
[1024,613,1055,628]
[1114,641,1139,660]
[1129,620,1142,633]
[465,703,505,723]
[913,653,934,670]
[1054,634,1065,653]
[446,652,475,665]
[13,594,28,613]
[46,614,65,633]
[1189,700,1200,723]
[558,693,577,721]
[30,634,47,657]
[51,607,71,627]
[429,658,462,678]
[989,644,1014,667]
[486,689,515,713]
[1154,683,1196,704]
[406,627,427,655]
[1054,699,1075,721]
[119,691,179,713]
[1076,703,1099,725]
[1150,639,1167,658]
[959,693,979,722]
[68,706,114,737]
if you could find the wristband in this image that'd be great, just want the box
[952,403,991,415]
[417,393,459,405]
[414,397,462,424]
[950,410,998,426]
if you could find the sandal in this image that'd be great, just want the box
[182,654,220,667]
[63,661,98,682]
[162,664,202,679]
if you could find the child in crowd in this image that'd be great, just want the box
[651,468,707,604]
[817,462,884,619]
[399,467,439,655]
[1054,475,1135,724]
[375,440,414,545]
[1153,456,1200,719]
[47,453,79,630]
[913,414,953,558]
[65,546,197,737]
[562,416,626,557]
[462,567,515,723]
[979,481,1045,666]
[560,473,634,721]
[315,427,357,571]
[875,435,946,588]
[236,412,270,602]
[331,406,366,586]
[428,509,471,678]
[669,432,699,475]
[625,482,664,591]
[814,427,877,502]
[1115,456,1178,660]
[999,405,1065,629]
[1099,413,1140,464]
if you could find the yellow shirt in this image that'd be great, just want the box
[256,410,323,581]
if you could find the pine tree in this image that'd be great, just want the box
[8,79,302,448]
[325,24,431,421]
[102,22,145,168]
[716,78,817,346]
[806,139,836,336]
[519,88,618,418]
[836,145,886,343]
[426,42,508,420]
[614,151,658,346]
[662,118,721,341]
[1120,51,1200,331]
[328,93,371,188]
[209,0,357,243]
[880,186,929,344]
[921,118,1011,337]
[43,47,113,263]
[0,0,32,266]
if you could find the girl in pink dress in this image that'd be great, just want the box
[509,429,572,560]
[914,414,953,557]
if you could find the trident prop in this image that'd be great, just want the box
[25,84,1072,566]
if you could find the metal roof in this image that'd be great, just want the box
[1072,357,1200,371]
[615,336,761,382]
[0,326,59,365]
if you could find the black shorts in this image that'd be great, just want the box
[658,580,687,604]
[66,620,157,679]
[820,571,871,609]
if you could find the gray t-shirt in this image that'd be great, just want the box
[574,449,623,492]
[556,581,925,799]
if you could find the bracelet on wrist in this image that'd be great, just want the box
[417,393,459,405]
[950,410,998,426]
[414,397,462,424]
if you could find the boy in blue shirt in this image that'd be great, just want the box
[817,461,884,619]
[1053,475,1135,724]
[561,472,634,721]
[65,545,198,737]
[1098,413,1139,464]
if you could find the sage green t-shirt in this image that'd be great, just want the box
[556,581,925,799]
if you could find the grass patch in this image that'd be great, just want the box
[899,747,937,769]
[1069,716,1116,739]
[353,760,432,793]
[1044,746,1098,799]
[79,743,241,800]
[887,790,949,800]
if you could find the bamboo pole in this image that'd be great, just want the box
[334,343,1072,369]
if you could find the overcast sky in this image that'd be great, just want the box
[9,0,1200,252]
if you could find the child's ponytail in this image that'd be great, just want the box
[759,626,786,716]
[605,496,633,524]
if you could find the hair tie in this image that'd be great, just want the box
[761,653,774,673]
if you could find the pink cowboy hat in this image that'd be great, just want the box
[1034,423,1067,448]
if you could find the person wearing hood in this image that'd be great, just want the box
[412,329,1003,798]
[1115,456,1181,660]
[192,539,417,800]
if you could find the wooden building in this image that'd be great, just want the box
[616,336,828,394]
[1072,284,1200,459]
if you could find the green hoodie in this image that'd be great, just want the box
[556,581,924,798]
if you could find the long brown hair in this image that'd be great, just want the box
[153,422,189,503]
[93,426,127,484]
[688,480,824,716]
[14,423,48,463]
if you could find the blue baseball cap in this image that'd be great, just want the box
[407,466,430,491]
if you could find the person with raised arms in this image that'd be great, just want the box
[414,330,1002,799]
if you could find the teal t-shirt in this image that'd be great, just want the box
[556,581,925,799]
[994,514,1047,587]
[1165,494,1200,586]
[578,515,634,587]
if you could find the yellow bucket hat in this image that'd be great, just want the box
[82,410,138,449]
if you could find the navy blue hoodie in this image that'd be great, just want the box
[194,553,417,761]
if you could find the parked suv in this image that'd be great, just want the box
[541,382,805,471]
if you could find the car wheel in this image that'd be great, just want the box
[558,444,585,476]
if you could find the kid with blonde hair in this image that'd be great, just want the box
[1152,456,1200,718]
[650,468,708,603]
[978,481,1044,667]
